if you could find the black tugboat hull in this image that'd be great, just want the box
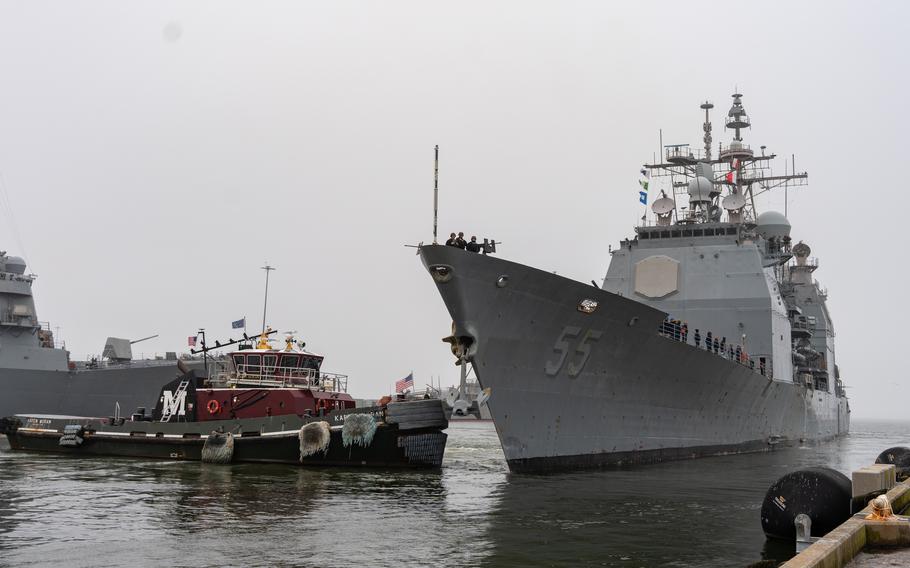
[0,401,449,469]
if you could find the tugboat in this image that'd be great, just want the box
[0,331,449,469]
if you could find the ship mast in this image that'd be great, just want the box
[260,263,275,335]
[701,101,713,161]
[640,92,809,228]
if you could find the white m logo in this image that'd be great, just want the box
[161,390,187,417]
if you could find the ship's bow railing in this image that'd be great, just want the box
[215,365,349,392]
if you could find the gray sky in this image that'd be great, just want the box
[0,1,906,418]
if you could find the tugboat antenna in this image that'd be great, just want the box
[433,145,439,245]
[198,328,208,378]
[189,329,278,355]
[260,263,276,335]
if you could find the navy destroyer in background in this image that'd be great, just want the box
[420,94,849,473]
[0,251,194,418]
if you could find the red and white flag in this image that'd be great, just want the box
[395,373,414,393]
[187,335,197,347]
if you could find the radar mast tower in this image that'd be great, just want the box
[701,101,714,161]
[640,92,810,227]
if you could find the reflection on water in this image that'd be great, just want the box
[1,420,907,568]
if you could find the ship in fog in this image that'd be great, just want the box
[0,250,195,418]
[420,93,849,473]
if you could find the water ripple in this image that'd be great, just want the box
[1,420,907,567]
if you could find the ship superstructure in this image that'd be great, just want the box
[604,93,842,397]
[419,93,849,473]
[0,251,68,372]
[0,250,201,418]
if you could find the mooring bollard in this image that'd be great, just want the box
[794,513,819,553]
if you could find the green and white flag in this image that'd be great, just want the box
[638,168,650,204]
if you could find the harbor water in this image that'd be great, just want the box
[1,419,908,568]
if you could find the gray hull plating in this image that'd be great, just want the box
[420,245,849,473]
[0,364,190,418]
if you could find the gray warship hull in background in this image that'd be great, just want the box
[419,94,849,473]
[0,252,200,419]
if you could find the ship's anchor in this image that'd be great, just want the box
[441,323,490,418]
[442,321,470,362]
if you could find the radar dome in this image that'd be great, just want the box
[695,162,714,180]
[4,256,26,274]
[687,176,713,203]
[792,241,811,258]
[755,211,791,239]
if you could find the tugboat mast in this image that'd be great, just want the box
[260,263,275,335]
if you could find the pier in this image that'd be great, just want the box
[782,466,910,567]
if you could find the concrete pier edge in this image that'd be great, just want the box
[781,479,910,568]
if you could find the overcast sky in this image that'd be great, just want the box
[0,1,906,418]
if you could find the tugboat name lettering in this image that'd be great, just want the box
[545,326,603,377]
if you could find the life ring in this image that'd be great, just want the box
[207,399,221,415]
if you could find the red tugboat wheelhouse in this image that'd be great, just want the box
[0,330,449,469]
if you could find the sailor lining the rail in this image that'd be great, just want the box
[445,232,468,249]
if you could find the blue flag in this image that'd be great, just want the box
[231,317,246,329]
[639,191,648,205]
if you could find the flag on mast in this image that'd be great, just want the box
[395,373,414,393]
[639,168,650,204]
[187,336,197,347]
[726,158,740,184]
[231,317,246,329]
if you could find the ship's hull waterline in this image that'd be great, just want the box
[420,245,849,473]
[1,413,449,469]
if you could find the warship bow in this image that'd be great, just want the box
[419,93,849,473]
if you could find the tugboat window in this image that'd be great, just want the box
[247,355,261,374]
[264,355,278,372]
[280,354,299,369]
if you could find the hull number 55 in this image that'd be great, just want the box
[545,326,603,377]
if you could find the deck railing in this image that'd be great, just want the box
[215,365,349,393]
[657,323,773,379]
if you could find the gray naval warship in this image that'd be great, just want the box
[420,93,849,473]
[0,251,197,418]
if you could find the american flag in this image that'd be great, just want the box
[187,335,197,347]
[395,373,414,393]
